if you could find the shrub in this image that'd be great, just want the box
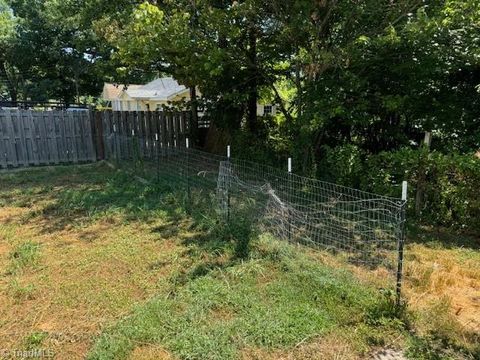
[318,146,480,232]
[317,144,365,187]
[363,149,480,232]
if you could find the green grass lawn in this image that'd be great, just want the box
[88,233,400,360]
[0,163,478,360]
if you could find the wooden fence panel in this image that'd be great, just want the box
[14,111,27,166]
[57,111,68,163]
[53,112,64,163]
[67,112,77,163]
[6,111,20,166]
[75,112,84,161]
[5,110,18,167]
[0,109,96,169]
[93,112,103,160]
[139,111,146,158]
[160,112,167,157]
[174,113,180,149]
[113,112,120,161]
[0,109,194,169]
[47,112,59,164]
[147,112,155,159]
[36,112,47,164]
[112,111,118,160]
[179,112,186,147]
[91,110,191,163]
[168,113,175,149]
[0,109,193,168]
[105,111,114,159]
[28,111,40,165]
[0,111,10,167]
[86,112,96,162]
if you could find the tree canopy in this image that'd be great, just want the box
[1,0,478,158]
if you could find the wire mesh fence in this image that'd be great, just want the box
[218,159,406,268]
[103,131,407,300]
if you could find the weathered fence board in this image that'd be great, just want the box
[99,111,190,162]
[0,114,7,168]
[0,109,96,169]
[4,110,18,167]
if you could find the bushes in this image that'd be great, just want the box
[317,144,365,188]
[318,146,480,232]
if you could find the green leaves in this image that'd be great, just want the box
[3,0,479,162]
[0,0,15,44]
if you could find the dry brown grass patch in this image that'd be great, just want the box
[241,333,359,360]
[128,344,176,360]
[0,183,185,360]
[404,243,480,333]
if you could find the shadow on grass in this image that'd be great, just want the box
[0,163,253,299]
[407,223,480,251]
[15,165,254,264]
[31,171,181,232]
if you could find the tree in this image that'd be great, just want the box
[4,0,478,160]
[100,1,318,131]
[0,0,18,103]
[294,0,480,170]
[2,0,146,105]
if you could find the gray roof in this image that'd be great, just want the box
[125,77,188,100]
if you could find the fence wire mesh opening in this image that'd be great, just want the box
[100,121,407,295]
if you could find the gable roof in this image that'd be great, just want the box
[102,83,142,100]
[125,77,188,101]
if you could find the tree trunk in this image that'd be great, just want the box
[295,58,302,118]
[247,24,258,133]
[1,62,18,106]
[270,83,294,124]
[415,131,432,217]
[189,86,199,145]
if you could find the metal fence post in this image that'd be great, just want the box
[227,145,231,222]
[156,133,160,182]
[287,158,292,242]
[186,138,191,211]
[113,123,118,164]
[396,180,408,307]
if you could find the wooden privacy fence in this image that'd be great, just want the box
[94,111,191,161]
[0,109,194,169]
[0,110,96,169]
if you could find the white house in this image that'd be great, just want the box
[102,78,190,111]
[102,77,277,116]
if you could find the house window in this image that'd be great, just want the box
[263,105,273,115]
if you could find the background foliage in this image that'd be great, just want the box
[318,146,480,231]
[1,0,479,231]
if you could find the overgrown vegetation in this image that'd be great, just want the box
[1,165,478,359]
[1,0,479,357]
[1,0,478,234]
[318,146,480,232]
